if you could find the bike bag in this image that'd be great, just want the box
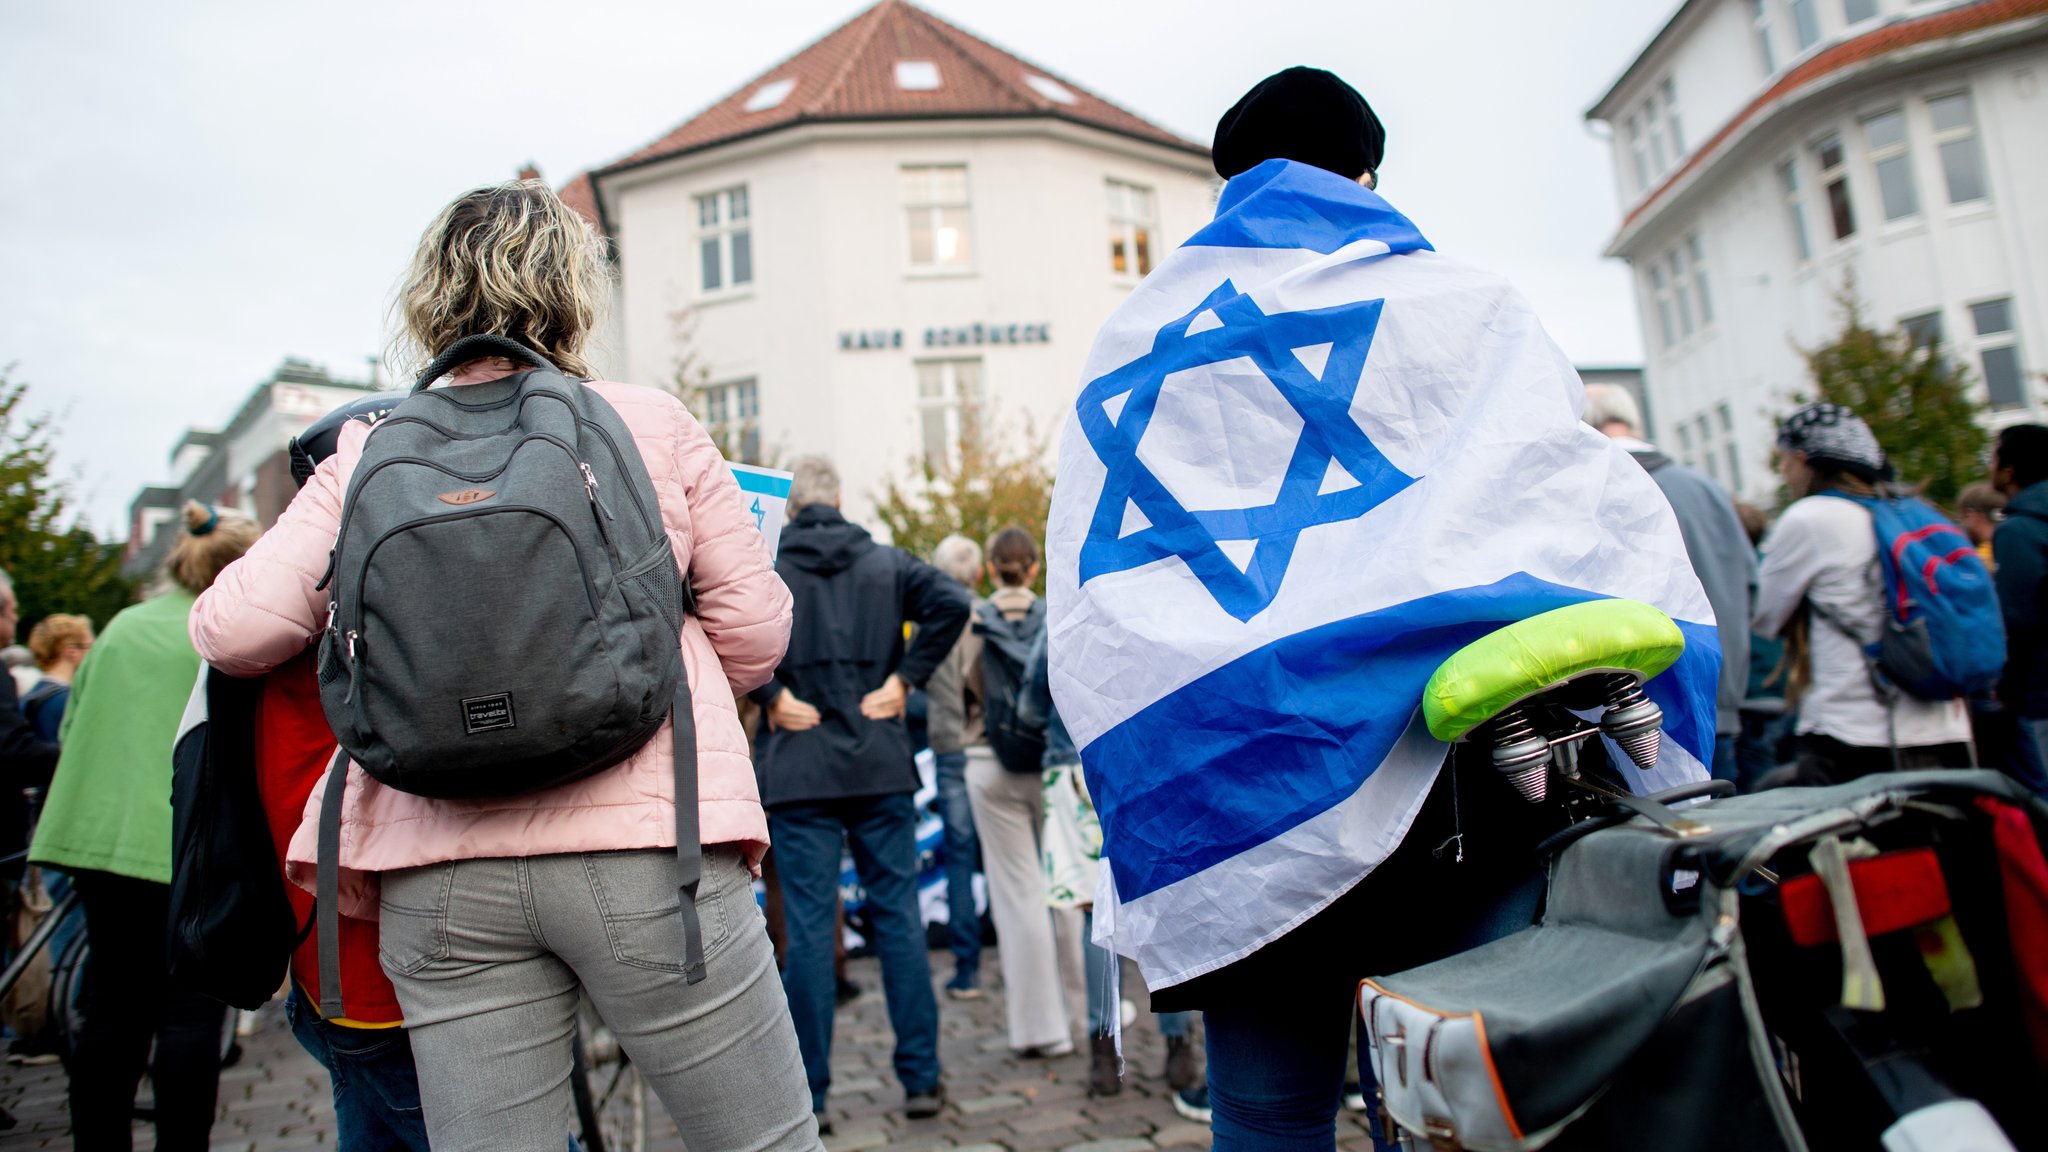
[1362,771,2048,1151]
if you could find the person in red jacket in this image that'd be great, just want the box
[266,397,427,1152]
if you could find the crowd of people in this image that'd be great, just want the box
[0,63,2040,1152]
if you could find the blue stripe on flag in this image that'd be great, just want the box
[1188,159,1435,257]
[732,469,793,498]
[1083,572,1720,902]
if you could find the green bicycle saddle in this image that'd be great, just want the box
[1422,599,1685,743]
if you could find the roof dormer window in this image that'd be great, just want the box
[744,78,796,112]
[894,60,942,91]
[1025,74,1077,105]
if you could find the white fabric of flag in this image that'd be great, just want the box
[1047,160,1720,992]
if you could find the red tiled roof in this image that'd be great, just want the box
[1617,0,2048,239]
[592,0,1206,180]
[557,171,602,233]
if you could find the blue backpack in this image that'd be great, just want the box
[1837,492,2005,700]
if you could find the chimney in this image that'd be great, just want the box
[517,163,542,182]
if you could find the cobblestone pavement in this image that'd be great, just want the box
[0,950,1376,1150]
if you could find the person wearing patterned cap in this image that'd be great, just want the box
[1750,403,1973,786]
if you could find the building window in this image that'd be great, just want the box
[902,164,972,269]
[1971,298,2027,411]
[1779,159,1813,261]
[1901,309,1944,351]
[1751,0,1778,73]
[1790,0,1821,50]
[1660,77,1685,158]
[1670,248,1696,339]
[699,378,760,462]
[917,358,983,470]
[1645,91,1669,175]
[1842,0,1878,24]
[696,187,752,294]
[1815,134,1856,240]
[1650,262,1676,348]
[1696,414,1718,482]
[1106,179,1156,277]
[1862,109,1920,222]
[1928,92,1990,204]
[1627,115,1651,191]
[1719,403,1742,491]
[1687,234,1713,326]
[1751,0,1779,73]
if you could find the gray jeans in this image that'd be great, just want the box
[380,846,822,1152]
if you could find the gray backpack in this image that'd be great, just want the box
[310,334,707,1016]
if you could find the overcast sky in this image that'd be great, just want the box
[1,0,1673,536]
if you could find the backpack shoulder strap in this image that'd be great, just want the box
[315,748,349,1019]
[412,335,556,392]
[670,663,705,985]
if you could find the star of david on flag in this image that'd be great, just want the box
[1077,280,1412,621]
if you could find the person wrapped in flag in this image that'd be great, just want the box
[1044,67,1720,1149]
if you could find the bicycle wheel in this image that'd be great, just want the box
[570,996,646,1152]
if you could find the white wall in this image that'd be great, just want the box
[1603,5,2048,505]
[607,121,1215,530]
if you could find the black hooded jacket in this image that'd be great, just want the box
[749,504,970,806]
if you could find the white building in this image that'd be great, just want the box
[564,0,1215,525]
[123,358,378,578]
[1588,0,2048,503]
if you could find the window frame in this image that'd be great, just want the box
[1969,297,2028,412]
[697,377,761,463]
[1779,158,1814,262]
[1860,107,1921,223]
[1814,133,1857,241]
[1841,0,1879,27]
[1789,0,1821,51]
[1687,233,1713,327]
[694,185,753,298]
[916,357,984,473]
[1106,177,1158,280]
[1926,90,1991,206]
[1649,261,1677,349]
[901,163,975,273]
[1751,0,1779,75]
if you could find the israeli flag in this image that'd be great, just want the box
[1047,160,1719,991]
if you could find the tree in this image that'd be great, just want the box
[872,400,1054,594]
[1792,288,1987,509]
[0,369,134,632]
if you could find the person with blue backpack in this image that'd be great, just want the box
[1753,404,1996,786]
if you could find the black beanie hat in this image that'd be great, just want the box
[1212,67,1385,182]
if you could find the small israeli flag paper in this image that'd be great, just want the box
[1047,160,1720,991]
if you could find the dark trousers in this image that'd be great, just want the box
[284,987,430,1152]
[768,793,940,1111]
[67,869,225,1152]
[1759,733,1973,790]
[1189,749,1568,1151]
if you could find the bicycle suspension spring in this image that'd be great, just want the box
[1488,704,1552,803]
[1599,674,1664,770]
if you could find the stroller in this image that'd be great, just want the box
[1361,601,2047,1151]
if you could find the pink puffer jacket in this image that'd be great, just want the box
[191,359,792,917]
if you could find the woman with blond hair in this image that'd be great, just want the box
[21,613,93,742]
[32,501,259,1152]
[189,180,817,1152]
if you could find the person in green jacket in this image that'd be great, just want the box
[31,501,259,1152]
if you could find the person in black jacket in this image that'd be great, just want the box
[0,569,60,890]
[749,456,970,1129]
[1992,423,2048,796]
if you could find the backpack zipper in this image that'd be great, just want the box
[328,435,598,575]
[392,388,661,539]
[582,463,621,567]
